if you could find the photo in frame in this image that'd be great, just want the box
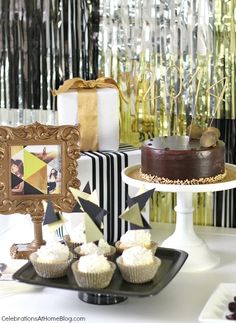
[11,144,62,195]
[0,122,80,258]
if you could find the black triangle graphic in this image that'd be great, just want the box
[43,200,60,225]
[11,173,23,189]
[72,202,82,212]
[78,197,108,228]
[127,189,155,211]
[130,213,152,230]
[83,182,91,194]
[24,182,44,195]
[141,215,152,229]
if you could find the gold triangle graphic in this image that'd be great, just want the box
[24,165,48,194]
[84,213,103,243]
[11,146,24,159]
[119,203,144,227]
[24,149,46,180]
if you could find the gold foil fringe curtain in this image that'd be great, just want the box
[98,0,236,226]
[99,0,235,144]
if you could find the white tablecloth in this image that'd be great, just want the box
[1,219,236,323]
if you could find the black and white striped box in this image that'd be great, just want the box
[63,145,141,243]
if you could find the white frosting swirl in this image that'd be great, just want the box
[121,246,153,266]
[78,254,111,273]
[36,241,69,263]
[120,230,151,248]
[80,242,98,255]
[79,239,111,255]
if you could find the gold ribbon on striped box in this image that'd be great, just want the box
[53,77,127,151]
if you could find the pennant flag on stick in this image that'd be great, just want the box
[119,188,155,230]
[43,200,67,232]
[69,182,108,243]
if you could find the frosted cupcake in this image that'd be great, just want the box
[115,230,158,255]
[29,241,72,278]
[74,239,116,259]
[63,223,86,258]
[71,254,116,289]
[116,246,161,284]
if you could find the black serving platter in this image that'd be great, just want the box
[13,247,188,305]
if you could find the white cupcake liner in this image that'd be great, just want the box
[116,256,161,284]
[115,240,158,256]
[29,252,73,279]
[71,260,116,289]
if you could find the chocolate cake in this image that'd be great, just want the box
[141,136,226,184]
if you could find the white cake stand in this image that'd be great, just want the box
[122,163,236,272]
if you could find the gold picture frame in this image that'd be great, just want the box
[0,122,80,258]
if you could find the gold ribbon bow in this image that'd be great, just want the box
[52,77,127,102]
[53,77,126,151]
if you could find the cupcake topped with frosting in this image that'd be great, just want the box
[78,254,111,273]
[36,241,70,263]
[116,245,161,284]
[29,241,72,278]
[98,239,112,254]
[79,242,99,255]
[121,246,154,266]
[120,230,151,248]
[71,254,116,289]
[115,229,158,255]
[74,238,116,259]
[63,223,86,258]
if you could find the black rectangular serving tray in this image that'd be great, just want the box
[13,247,187,299]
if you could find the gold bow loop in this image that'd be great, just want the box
[52,77,127,102]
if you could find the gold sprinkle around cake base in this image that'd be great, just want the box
[140,169,227,185]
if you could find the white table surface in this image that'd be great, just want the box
[0,216,236,323]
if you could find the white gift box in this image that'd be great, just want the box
[61,145,142,243]
[57,88,120,151]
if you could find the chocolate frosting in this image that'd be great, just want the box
[141,136,225,181]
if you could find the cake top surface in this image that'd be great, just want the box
[143,136,224,151]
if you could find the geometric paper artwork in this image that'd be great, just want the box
[10,144,61,195]
[119,188,155,230]
[119,203,144,227]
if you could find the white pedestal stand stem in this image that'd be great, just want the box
[161,191,220,272]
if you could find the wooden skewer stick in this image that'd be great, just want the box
[207,77,228,128]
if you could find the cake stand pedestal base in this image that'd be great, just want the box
[161,191,220,272]
[122,164,236,272]
[78,292,128,305]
